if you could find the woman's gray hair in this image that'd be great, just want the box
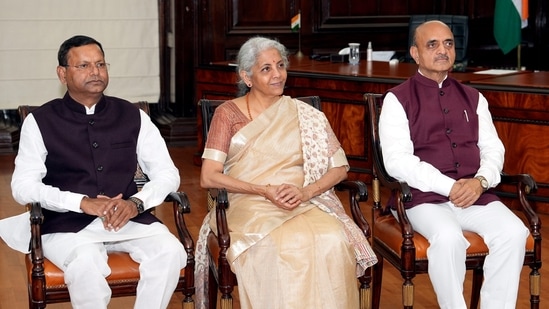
[236,36,289,96]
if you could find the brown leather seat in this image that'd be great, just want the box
[26,252,187,288]
[19,103,196,309]
[365,92,542,309]
[373,213,535,261]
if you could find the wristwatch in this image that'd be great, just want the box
[129,196,145,214]
[475,176,489,191]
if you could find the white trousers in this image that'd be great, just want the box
[401,201,529,309]
[42,219,187,309]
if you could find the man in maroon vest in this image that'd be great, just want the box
[10,35,186,309]
[379,21,529,308]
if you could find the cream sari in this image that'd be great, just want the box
[195,96,376,309]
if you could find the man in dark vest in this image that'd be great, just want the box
[379,21,529,309]
[10,35,186,308]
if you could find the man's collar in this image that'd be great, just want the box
[63,93,106,115]
[417,69,448,88]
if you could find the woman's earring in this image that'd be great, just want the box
[247,83,252,88]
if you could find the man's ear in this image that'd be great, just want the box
[56,66,67,85]
[410,46,419,63]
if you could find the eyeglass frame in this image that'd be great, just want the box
[62,62,110,71]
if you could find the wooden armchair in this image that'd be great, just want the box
[364,92,542,309]
[199,96,373,309]
[19,103,196,309]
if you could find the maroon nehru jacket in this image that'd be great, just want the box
[385,72,499,209]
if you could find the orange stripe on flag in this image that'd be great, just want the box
[522,0,528,19]
[291,13,301,31]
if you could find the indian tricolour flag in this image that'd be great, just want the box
[291,13,301,32]
[494,0,528,54]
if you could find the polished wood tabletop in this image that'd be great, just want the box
[471,70,549,92]
[214,56,530,85]
[302,61,529,84]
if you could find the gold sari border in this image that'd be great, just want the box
[202,148,227,163]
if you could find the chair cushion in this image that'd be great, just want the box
[374,214,534,260]
[26,251,185,289]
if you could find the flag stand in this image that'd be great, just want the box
[517,44,522,70]
[292,10,303,58]
[296,30,304,58]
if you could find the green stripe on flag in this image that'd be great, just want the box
[494,0,521,54]
[291,13,300,32]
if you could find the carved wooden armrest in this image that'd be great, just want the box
[336,180,370,237]
[498,173,540,234]
[167,192,194,251]
[207,188,230,249]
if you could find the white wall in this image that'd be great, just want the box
[0,0,160,109]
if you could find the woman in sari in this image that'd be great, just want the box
[195,36,377,309]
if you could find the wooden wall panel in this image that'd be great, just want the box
[229,0,296,31]
[191,0,547,69]
[481,90,549,213]
[180,0,549,121]
[326,0,375,16]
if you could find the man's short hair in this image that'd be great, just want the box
[58,35,104,66]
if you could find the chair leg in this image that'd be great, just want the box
[529,268,541,309]
[29,297,45,309]
[218,265,234,309]
[371,257,383,309]
[28,294,45,309]
[218,274,234,309]
[208,266,218,309]
[470,267,482,309]
[219,296,233,309]
[28,266,46,309]
[402,278,414,309]
[183,300,195,309]
[359,266,372,309]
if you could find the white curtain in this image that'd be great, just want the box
[0,0,160,109]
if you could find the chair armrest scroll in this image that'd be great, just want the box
[208,188,230,249]
[167,192,196,300]
[500,173,537,194]
[373,169,416,242]
[167,191,191,214]
[29,202,44,252]
[29,202,44,225]
[336,180,370,238]
[168,192,194,249]
[335,180,367,201]
[28,202,46,294]
[498,173,540,231]
[207,188,229,210]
